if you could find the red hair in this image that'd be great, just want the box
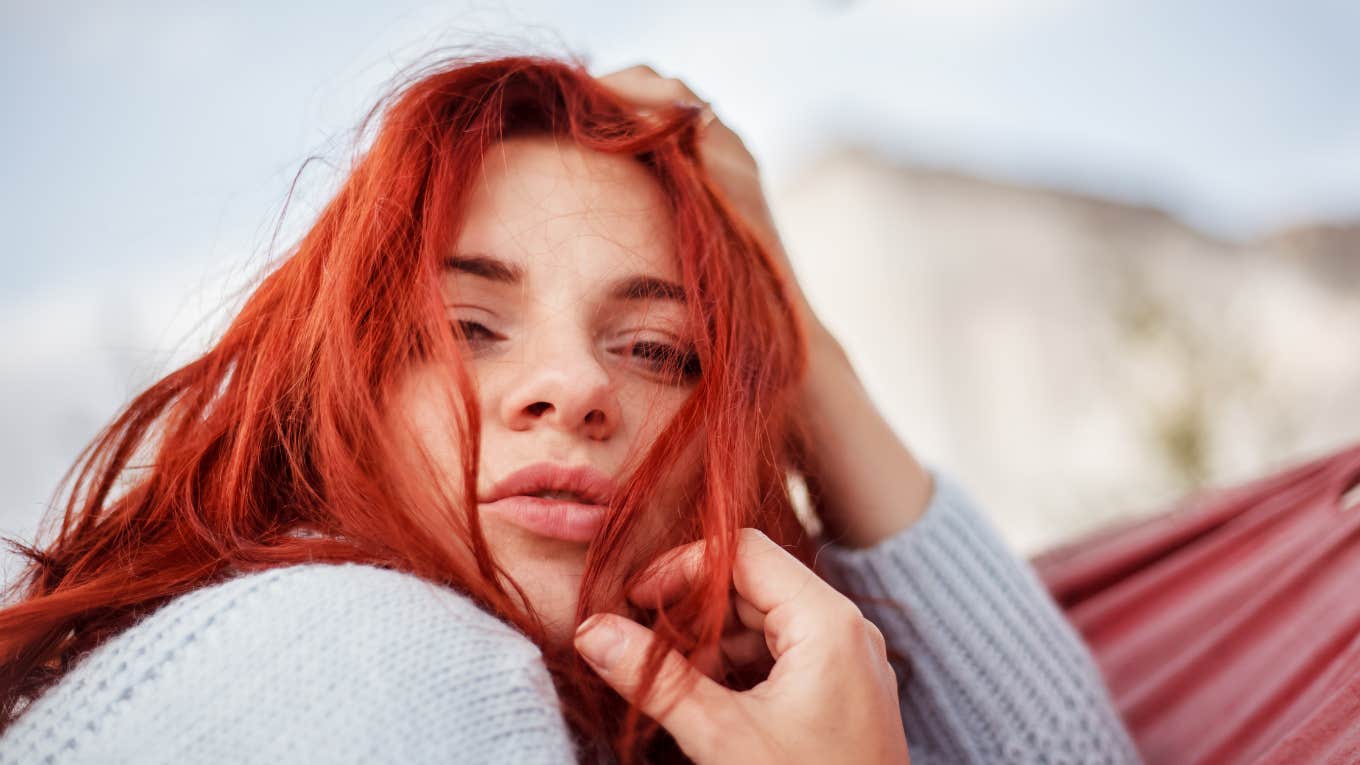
[0,53,813,762]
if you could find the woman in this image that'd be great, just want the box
[0,55,1141,764]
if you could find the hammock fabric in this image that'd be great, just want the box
[1031,442,1360,765]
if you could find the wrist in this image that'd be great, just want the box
[798,328,858,410]
[819,465,933,549]
[804,323,847,364]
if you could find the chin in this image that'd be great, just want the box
[482,516,645,647]
[487,525,592,642]
[519,558,586,634]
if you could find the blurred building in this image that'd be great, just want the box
[774,146,1360,554]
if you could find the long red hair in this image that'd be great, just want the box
[0,53,814,762]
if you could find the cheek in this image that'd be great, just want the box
[617,382,692,448]
[635,394,705,500]
[666,434,705,493]
[634,432,706,552]
[612,382,702,519]
[386,364,470,501]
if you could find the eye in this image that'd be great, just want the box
[627,340,702,383]
[450,319,500,349]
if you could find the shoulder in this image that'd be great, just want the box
[185,561,542,656]
[2,563,578,765]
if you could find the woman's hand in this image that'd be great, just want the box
[597,65,934,549]
[573,527,910,764]
[595,64,820,335]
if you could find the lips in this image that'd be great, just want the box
[481,462,618,506]
[478,463,617,543]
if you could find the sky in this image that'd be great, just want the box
[4,0,1359,299]
[2,0,1358,565]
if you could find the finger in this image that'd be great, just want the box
[731,528,849,626]
[733,593,766,634]
[636,558,766,630]
[626,578,761,675]
[633,529,845,631]
[596,64,703,108]
[719,588,766,635]
[596,65,742,166]
[690,640,725,683]
[721,628,774,671]
[637,529,857,660]
[574,614,732,757]
[630,549,766,635]
[627,540,701,607]
[690,627,775,684]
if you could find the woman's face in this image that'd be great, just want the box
[390,135,702,643]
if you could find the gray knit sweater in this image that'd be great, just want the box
[0,471,1142,764]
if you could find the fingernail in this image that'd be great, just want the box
[575,615,625,669]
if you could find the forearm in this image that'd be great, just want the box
[815,473,1144,764]
[795,327,933,548]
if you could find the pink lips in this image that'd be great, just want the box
[479,462,618,543]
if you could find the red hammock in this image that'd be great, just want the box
[1031,442,1360,765]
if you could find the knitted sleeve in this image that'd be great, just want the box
[0,563,579,765]
[813,470,1144,765]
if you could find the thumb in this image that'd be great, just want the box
[574,613,733,754]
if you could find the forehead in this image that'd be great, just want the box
[453,136,677,280]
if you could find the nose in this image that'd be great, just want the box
[498,337,620,441]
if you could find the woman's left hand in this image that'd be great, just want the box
[597,65,933,549]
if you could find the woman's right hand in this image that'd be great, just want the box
[573,528,910,764]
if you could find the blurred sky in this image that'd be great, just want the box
[5,1,1360,297]
[2,0,1359,558]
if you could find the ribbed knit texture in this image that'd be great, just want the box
[0,564,576,764]
[1,469,1142,763]
[815,470,1143,764]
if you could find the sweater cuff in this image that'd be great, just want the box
[812,469,1142,764]
[811,468,1050,606]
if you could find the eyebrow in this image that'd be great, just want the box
[444,254,523,284]
[444,253,686,304]
[610,275,687,303]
